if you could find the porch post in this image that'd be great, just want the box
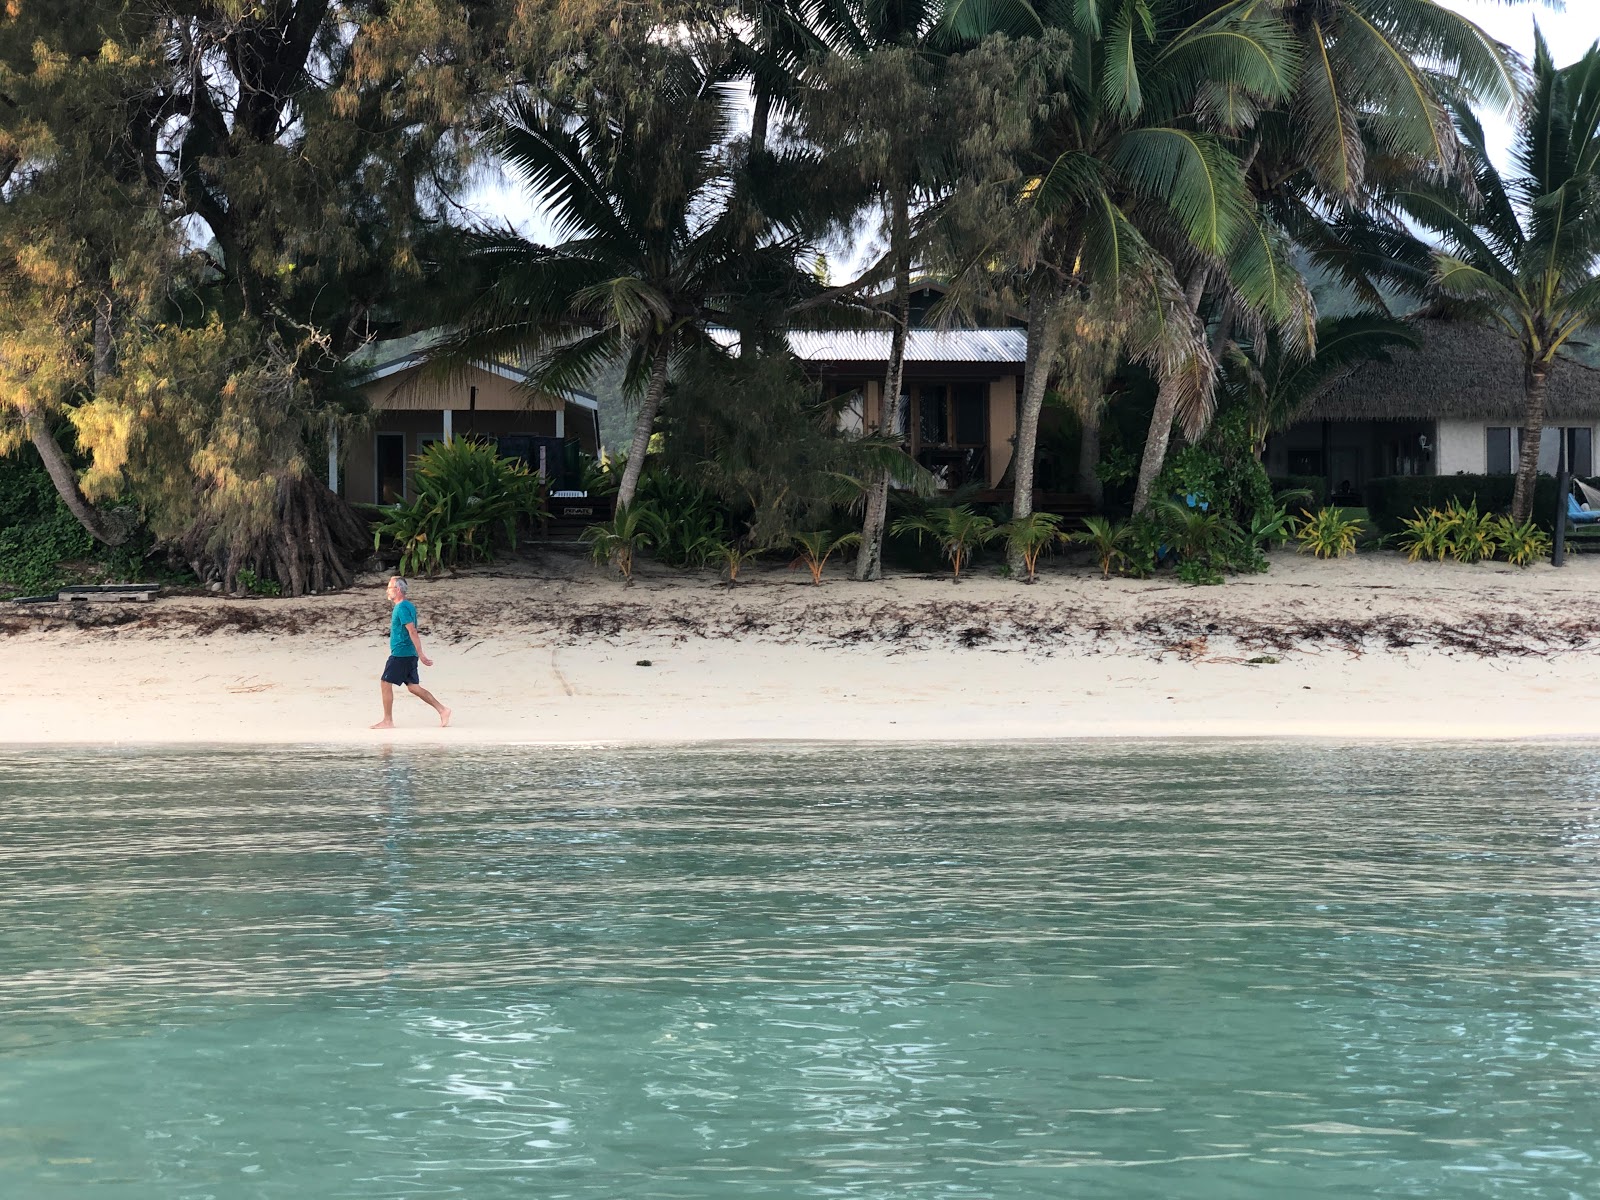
[443,408,453,443]
[326,420,339,494]
[1554,429,1569,568]
[555,405,565,439]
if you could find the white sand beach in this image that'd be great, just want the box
[5,550,1600,745]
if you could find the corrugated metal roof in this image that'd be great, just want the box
[708,328,1026,365]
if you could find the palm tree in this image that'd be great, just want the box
[948,1,1303,535]
[1401,33,1600,522]
[1124,0,1520,511]
[1223,313,1420,459]
[435,50,818,511]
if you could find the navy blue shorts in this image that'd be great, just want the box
[381,655,420,686]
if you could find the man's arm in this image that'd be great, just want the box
[405,622,433,667]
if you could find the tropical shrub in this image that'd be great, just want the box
[1364,474,1597,536]
[582,503,666,581]
[1492,516,1551,567]
[1071,515,1134,579]
[372,439,546,577]
[1445,501,1497,564]
[1002,511,1066,582]
[636,469,728,567]
[1396,502,1550,566]
[791,530,860,584]
[891,505,1001,581]
[1295,507,1364,558]
[1396,508,1454,563]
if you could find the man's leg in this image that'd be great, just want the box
[406,683,452,727]
[371,680,396,729]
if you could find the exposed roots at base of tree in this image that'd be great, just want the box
[177,471,372,597]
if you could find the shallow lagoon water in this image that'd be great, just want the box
[2,742,1600,1199]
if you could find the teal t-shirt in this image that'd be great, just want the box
[390,599,418,655]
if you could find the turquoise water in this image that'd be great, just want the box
[3,744,1600,1198]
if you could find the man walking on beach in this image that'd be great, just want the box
[372,576,452,729]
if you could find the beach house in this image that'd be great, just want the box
[336,344,601,505]
[1266,316,1600,502]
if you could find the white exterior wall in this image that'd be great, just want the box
[1436,418,1597,476]
[1436,419,1484,475]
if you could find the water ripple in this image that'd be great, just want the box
[2,742,1599,1198]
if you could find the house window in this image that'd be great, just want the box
[376,432,407,503]
[918,385,949,446]
[1486,427,1513,475]
[1567,427,1593,476]
[953,384,987,446]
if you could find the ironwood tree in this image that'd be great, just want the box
[0,0,620,592]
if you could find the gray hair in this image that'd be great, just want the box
[388,575,408,596]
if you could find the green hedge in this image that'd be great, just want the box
[1269,474,1327,507]
[1363,474,1594,534]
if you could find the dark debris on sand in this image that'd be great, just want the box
[5,593,1599,662]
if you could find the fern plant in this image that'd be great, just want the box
[791,531,860,584]
[890,505,1001,581]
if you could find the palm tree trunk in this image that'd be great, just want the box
[1512,360,1549,524]
[21,402,128,546]
[1007,284,1063,570]
[617,338,671,511]
[1132,273,1206,515]
[855,191,912,582]
[1076,401,1103,509]
[751,89,773,158]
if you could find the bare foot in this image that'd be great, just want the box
[370,719,395,729]
[438,707,452,728]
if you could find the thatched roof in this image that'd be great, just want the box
[1301,317,1600,422]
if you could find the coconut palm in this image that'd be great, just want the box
[434,50,819,511]
[942,0,1305,539]
[1122,0,1519,510]
[1399,32,1600,522]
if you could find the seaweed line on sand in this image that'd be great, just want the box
[4,594,1600,661]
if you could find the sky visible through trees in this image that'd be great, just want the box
[462,1,1600,268]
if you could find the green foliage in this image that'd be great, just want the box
[635,469,727,568]
[890,505,1002,581]
[0,449,162,597]
[1001,511,1066,582]
[1364,475,1584,535]
[1071,516,1134,579]
[1493,516,1551,567]
[234,567,282,597]
[1146,406,1276,582]
[790,530,860,585]
[582,502,666,581]
[705,541,762,584]
[1270,475,1327,508]
[1295,507,1364,558]
[1094,445,1138,487]
[1396,501,1552,566]
[371,439,546,577]
[1248,501,1297,554]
